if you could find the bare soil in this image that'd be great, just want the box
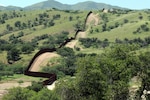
[0,81,31,99]
[129,76,141,99]
[86,13,99,26]
[65,13,100,49]
[30,52,59,72]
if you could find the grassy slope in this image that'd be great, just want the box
[0,10,150,64]
[88,11,150,42]
[0,10,88,41]
[0,10,87,63]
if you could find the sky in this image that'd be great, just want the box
[0,0,150,10]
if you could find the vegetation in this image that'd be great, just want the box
[0,8,150,100]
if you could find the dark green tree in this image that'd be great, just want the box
[7,47,21,63]
[21,43,34,54]
[30,88,59,100]
[15,21,21,29]
[2,87,35,100]
[138,52,150,99]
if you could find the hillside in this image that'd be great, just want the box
[0,9,150,99]
[25,0,124,10]
[0,6,22,10]
[0,0,125,10]
[0,9,150,64]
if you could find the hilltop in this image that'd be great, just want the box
[0,0,126,10]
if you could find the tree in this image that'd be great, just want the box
[6,24,13,31]
[69,16,73,21]
[0,71,13,77]
[138,52,150,99]
[139,15,143,20]
[48,20,55,27]
[22,22,27,29]
[5,63,25,74]
[102,23,107,32]
[56,47,76,76]
[28,81,43,92]
[17,31,24,38]
[7,47,21,63]
[55,77,78,100]
[15,21,21,29]
[30,88,59,100]
[76,56,106,100]
[0,62,5,70]
[124,19,129,23]
[2,87,35,100]
[21,43,34,54]
[57,47,74,57]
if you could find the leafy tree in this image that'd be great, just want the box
[30,88,59,100]
[55,76,78,100]
[21,43,34,54]
[17,31,24,38]
[48,20,55,27]
[9,34,16,41]
[0,62,5,71]
[2,87,35,100]
[115,22,119,27]
[138,52,150,99]
[28,81,43,92]
[0,71,13,77]
[57,47,74,57]
[7,47,21,63]
[102,23,107,32]
[69,16,73,21]
[6,24,13,31]
[15,21,21,29]
[56,47,76,76]
[22,22,27,29]
[139,15,143,20]
[76,56,106,100]
[5,64,25,74]
[124,19,129,23]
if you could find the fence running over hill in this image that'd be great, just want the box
[24,11,93,85]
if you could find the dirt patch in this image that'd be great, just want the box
[65,13,99,49]
[86,13,99,26]
[77,31,86,38]
[129,76,141,99]
[29,52,59,72]
[0,81,31,99]
[65,40,78,48]
[0,82,31,90]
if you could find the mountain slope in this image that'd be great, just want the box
[0,6,21,10]
[24,0,124,10]
[25,0,70,10]
[71,1,123,10]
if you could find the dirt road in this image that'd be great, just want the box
[30,52,59,72]
[0,82,31,99]
[65,12,100,49]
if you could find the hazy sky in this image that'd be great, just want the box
[0,0,150,9]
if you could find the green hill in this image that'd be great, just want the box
[0,9,150,100]
[0,9,150,64]
[25,0,125,10]
[0,0,126,11]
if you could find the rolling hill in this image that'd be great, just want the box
[0,9,150,64]
[0,0,125,10]
[0,6,150,100]
[25,0,125,10]
[0,6,22,10]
